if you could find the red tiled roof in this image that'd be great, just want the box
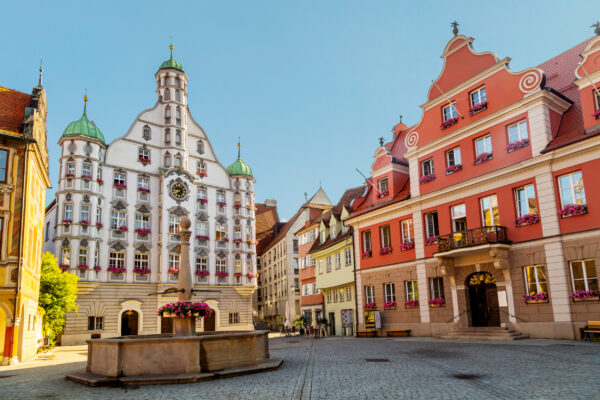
[255,203,280,255]
[260,208,304,254]
[350,179,411,218]
[0,87,31,134]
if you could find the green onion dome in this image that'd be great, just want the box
[227,143,253,177]
[62,96,105,144]
[159,45,184,72]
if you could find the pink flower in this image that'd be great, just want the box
[469,101,488,116]
[420,174,436,185]
[425,236,438,245]
[441,117,458,130]
[400,240,414,251]
[383,301,396,308]
[405,299,419,307]
[515,214,540,226]
[428,297,446,306]
[445,164,462,175]
[559,204,587,218]
[379,246,392,255]
[362,250,372,258]
[377,190,389,199]
[474,152,492,165]
[364,302,376,310]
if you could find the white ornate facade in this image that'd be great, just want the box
[44,49,257,344]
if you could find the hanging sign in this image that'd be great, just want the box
[364,310,375,329]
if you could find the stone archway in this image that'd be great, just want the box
[121,310,139,336]
[118,300,144,336]
[466,272,500,327]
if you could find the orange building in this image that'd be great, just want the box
[346,30,600,340]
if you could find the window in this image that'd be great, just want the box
[523,265,547,295]
[216,258,226,273]
[345,286,352,301]
[110,211,126,229]
[114,172,126,186]
[174,76,181,88]
[197,162,206,175]
[96,206,102,225]
[318,259,324,274]
[377,178,388,195]
[326,257,332,273]
[175,90,181,102]
[442,103,457,121]
[138,176,150,191]
[94,247,99,267]
[78,246,88,266]
[134,253,149,270]
[333,289,338,302]
[66,162,75,176]
[594,88,600,110]
[475,135,492,156]
[446,147,461,167]
[334,252,341,269]
[80,204,90,222]
[164,128,171,144]
[422,159,434,176]
[400,219,413,242]
[470,87,486,107]
[216,191,225,204]
[197,221,208,236]
[196,257,208,273]
[330,225,336,239]
[216,223,227,241]
[174,155,182,168]
[430,277,445,299]
[169,215,180,234]
[480,195,499,226]
[164,88,171,101]
[508,120,528,143]
[64,203,73,221]
[515,184,538,217]
[0,150,7,182]
[558,171,586,207]
[384,283,396,303]
[425,212,439,238]
[82,163,92,178]
[165,106,171,124]
[197,140,204,154]
[344,248,352,266]
[229,313,240,324]
[87,316,103,331]
[569,260,598,292]
[164,155,172,168]
[61,246,71,266]
[365,285,375,304]
[326,290,332,303]
[169,253,180,270]
[234,225,242,240]
[451,204,467,232]
[135,213,149,230]
[405,280,418,301]
[138,147,150,161]
[109,251,125,269]
[176,107,182,126]
[143,126,151,140]
[380,225,391,248]
[320,230,326,243]
[362,230,372,252]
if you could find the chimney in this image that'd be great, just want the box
[265,199,277,208]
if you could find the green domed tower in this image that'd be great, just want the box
[227,142,253,178]
[158,44,184,72]
[62,96,105,144]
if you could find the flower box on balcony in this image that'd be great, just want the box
[594,109,600,119]
[428,298,446,308]
[400,240,414,251]
[233,204,242,209]
[96,222,104,229]
[216,201,227,207]
[168,268,179,275]
[523,292,548,303]
[420,174,435,185]
[81,174,92,180]
[197,171,207,178]
[138,156,151,165]
[364,302,377,310]
[59,264,69,271]
[62,219,72,225]
[118,226,129,232]
[195,270,210,277]
[198,198,208,204]
[80,219,90,226]
[379,246,392,255]
[445,164,462,175]
[246,239,255,244]
[196,235,209,241]
[441,117,458,130]
[383,301,396,310]
[246,272,255,279]
[570,290,599,302]
[404,300,419,309]
[135,228,151,235]
[559,204,587,218]
[108,266,126,273]
[77,264,89,271]
[515,214,540,226]
[220,238,229,243]
[216,271,229,278]
[233,238,242,243]
[114,182,127,189]
[134,267,151,275]
[96,178,104,185]
[425,236,438,246]
[361,250,372,259]
[506,139,529,153]
[138,187,150,193]
[93,265,102,272]
[234,272,242,278]
[469,101,487,116]
[474,152,492,165]
[377,190,389,199]
[65,173,74,179]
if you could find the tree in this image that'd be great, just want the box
[39,252,78,346]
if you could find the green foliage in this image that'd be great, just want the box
[293,316,305,326]
[39,252,78,346]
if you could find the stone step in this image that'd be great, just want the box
[436,326,529,341]
[437,334,529,341]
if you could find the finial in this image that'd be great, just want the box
[451,21,459,36]
[38,57,43,87]
[592,21,600,36]
[237,137,241,159]
[169,36,174,59]
[83,89,88,116]
[399,114,403,124]
[379,136,384,146]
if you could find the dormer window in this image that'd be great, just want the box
[330,225,336,239]
[164,154,171,168]
[377,178,388,198]
[442,103,457,122]
[320,230,326,243]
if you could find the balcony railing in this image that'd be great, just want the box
[437,226,510,253]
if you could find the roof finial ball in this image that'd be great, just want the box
[451,21,459,36]
[379,136,384,146]
[592,21,600,36]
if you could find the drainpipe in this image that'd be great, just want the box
[351,233,359,337]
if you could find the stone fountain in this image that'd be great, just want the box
[67,217,281,386]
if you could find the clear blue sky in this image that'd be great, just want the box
[2,1,596,220]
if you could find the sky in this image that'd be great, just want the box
[2,0,597,220]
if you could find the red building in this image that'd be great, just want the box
[346,31,600,339]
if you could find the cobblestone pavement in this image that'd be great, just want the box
[0,336,599,399]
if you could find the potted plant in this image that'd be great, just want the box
[80,219,90,226]
[246,272,255,279]
[96,177,104,185]
[93,265,102,272]
[216,271,229,278]
[428,297,446,308]
[377,190,389,199]
[559,204,587,218]
[400,240,414,251]
[62,219,72,225]
[445,164,462,175]
[138,187,150,193]
[95,222,104,228]
[59,264,69,271]
[506,139,529,153]
[420,174,436,184]
[474,152,493,165]
[383,301,396,310]
[523,292,548,304]
[441,117,458,130]
[114,182,127,189]
[135,228,151,234]
[197,171,208,177]
[81,174,92,180]
[119,226,129,232]
[516,213,540,226]
[195,270,210,277]
[107,265,126,273]
[364,302,377,310]
[198,198,208,204]
[168,267,179,274]
[594,109,600,119]
[362,250,372,258]
[196,235,210,241]
[570,290,599,302]
[405,299,419,309]
[138,155,151,165]
[216,201,227,207]
[294,316,306,335]
[469,101,487,115]
[425,236,438,246]
[379,246,392,255]
[77,264,89,271]
[133,267,151,275]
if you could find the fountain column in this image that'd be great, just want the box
[174,217,195,337]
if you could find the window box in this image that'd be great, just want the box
[93,265,102,272]
[196,235,209,241]
[233,204,242,209]
[107,266,126,273]
[234,272,242,278]
[220,238,229,243]
[469,101,487,116]
[246,239,255,244]
[59,264,69,271]
[80,219,90,226]
[364,302,377,310]
[135,228,151,234]
[196,270,210,277]
[594,109,600,119]
[379,246,392,255]
[77,264,89,271]
[197,171,207,178]
[474,152,492,165]
[96,222,104,229]
[506,139,529,153]
[246,272,255,279]
[96,178,104,185]
[361,250,372,259]
[420,174,436,184]
[62,219,72,225]
[377,190,389,199]
[138,187,150,193]
[81,174,92,180]
[425,236,438,246]
[400,240,414,251]
[570,290,599,302]
[440,117,458,130]
[216,201,227,207]
[523,292,549,304]
[559,204,587,218]
[134,267,151,275]
[118,226,129,232]
[428,298,446,308]
[168,267,179,274]
[114,182,127,189]
[216,271,229,278]
[233,238,242,243]
[404,300,419,308]
[139,156,151,165]
[445,164,462,175]
[383,301,396,310]
[198,198,208,204]
[515,214,540,226]
[65,173,74,179]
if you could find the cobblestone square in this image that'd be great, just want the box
[1,337,598,399]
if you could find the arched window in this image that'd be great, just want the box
[164,128,171,144]
[165,106,171,124]
[164,154,171,168]
[143,126,151,140]
[175,77,181,88]
[174,155,182,168]
[175,107,182,126]
[163,89,170,101]
[175,90,181,102]
[61,245,71,267]
[164,75,170,86]
[175,130,182,145]
[197,140,204,154]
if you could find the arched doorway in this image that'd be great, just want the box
[204,311,216,332]
[121,310,139,336]
[466,272,500,327]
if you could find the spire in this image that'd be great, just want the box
[237,137,241,159]
[83,90,88,116]
[38,57,43,87]
[451,21,459,36]
[170,43,174,60]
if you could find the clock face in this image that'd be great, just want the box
[171,182,187,200]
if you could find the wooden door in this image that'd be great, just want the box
[204,312,216,332]
[486,287,501,327]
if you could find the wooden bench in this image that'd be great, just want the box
[357,330,377,337]
[582,321,600,341]
[385,329,411,337]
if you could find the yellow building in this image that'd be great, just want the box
[310,187,362,336]
[0,75,51,364]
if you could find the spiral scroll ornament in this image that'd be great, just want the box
[519,70,543,94]
[404,130,419,149]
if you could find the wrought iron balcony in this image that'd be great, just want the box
[437,226,510,253]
